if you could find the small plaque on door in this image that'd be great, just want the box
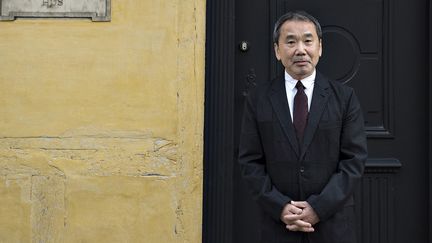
[0,0,111,21]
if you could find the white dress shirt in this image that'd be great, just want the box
[284,70,316,122]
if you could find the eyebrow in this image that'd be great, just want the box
[284,32,315,39]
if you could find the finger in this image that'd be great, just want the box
[290,207,303,215]
[301,210,320,225]
[291,219,312,228]
[288,202,303,214]
[286,224,299,231]
[286,224,315,232]
[291,201,309,209]
[298,226,315,233]
[284,215,312,227]
[283,214,304,222]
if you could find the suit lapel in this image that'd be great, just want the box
[269,76,300,157]
[300,72,331,159]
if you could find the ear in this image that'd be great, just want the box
[274,43,281,61]
[319,39,323,57]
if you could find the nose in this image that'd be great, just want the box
[295,42,306,55]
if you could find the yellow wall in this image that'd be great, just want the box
[0,0,205,242]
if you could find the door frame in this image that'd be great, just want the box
[429,0,432,240]
[202,1,235,242]
[202,1,432,242]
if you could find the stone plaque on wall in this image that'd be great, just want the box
[0,0,111,21]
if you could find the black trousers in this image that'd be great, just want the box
[301,234,310,243]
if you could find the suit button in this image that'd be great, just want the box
[300,167,305,173]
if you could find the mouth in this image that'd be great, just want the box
[293,60,310,66]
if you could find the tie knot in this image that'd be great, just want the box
[296,81,305,90]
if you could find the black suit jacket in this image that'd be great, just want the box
[238,72,368,243]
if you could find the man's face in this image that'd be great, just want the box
[274,20,322,80]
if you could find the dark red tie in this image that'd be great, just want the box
[293,81,308,142]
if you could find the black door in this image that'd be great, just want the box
[203,0,431,243]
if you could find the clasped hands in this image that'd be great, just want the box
[280,201,319,232]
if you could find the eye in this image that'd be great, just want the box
[287,40,296,45]
[304,39,314,45]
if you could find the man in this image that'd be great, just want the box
[238,11,367,243]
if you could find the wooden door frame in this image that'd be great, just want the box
[202,0,235,242]
[429,0,432,240]
[202,1,432,242]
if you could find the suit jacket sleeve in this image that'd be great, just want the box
[238,89,291,222]
[307,88,368,221]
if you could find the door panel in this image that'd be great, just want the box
[233,1,268,242]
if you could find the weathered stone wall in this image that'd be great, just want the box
[0,0,205,242]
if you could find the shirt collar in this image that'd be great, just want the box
[284,70,316,91]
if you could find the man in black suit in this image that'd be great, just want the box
[238,11,368,243]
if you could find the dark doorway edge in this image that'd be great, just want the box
[202,1,235,243]
[429,1,432,241]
